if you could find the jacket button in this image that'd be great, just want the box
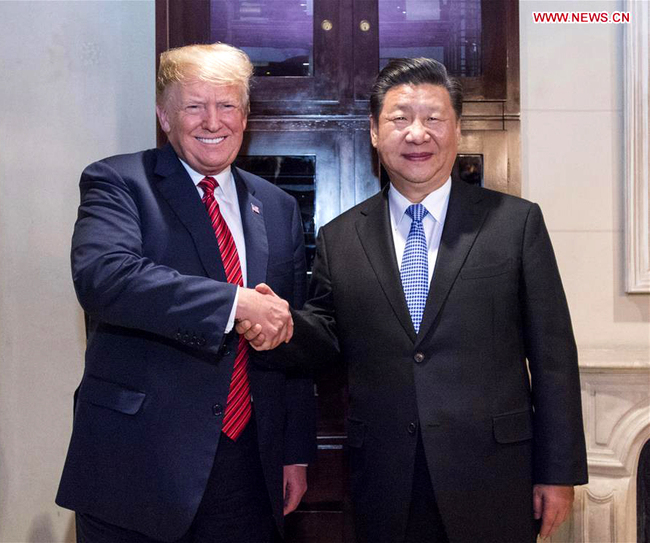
[213,404,223,416]
[182,333,190,343]
[408,422,418,435]
[198,337,206,347]
[221,344,231,356]
[175,331,182,340]
[413,352,425,364]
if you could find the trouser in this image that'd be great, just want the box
[404,433,450,543]
[76,420,280,543]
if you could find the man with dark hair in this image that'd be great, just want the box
[369,56,464,123]
[240,57,588,543]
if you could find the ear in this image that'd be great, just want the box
[156,104,171,134]
[369,115,378,148]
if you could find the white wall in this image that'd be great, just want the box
[520,1,649,540]
[0,1,155,541]
[520,0,649,351]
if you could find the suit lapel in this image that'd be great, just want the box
[233,168,268,288]
[356,188,417,343]
[154,144,227,281]
[415,180,489,346]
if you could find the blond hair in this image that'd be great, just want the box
[156,43,253,109]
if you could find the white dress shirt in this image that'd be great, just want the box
[388,177,452,287]
[182,162,309,466]
[180,160,245,332]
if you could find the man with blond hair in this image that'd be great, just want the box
[56,43,316,543]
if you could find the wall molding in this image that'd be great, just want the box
[625,0,650,293]
[583,379,650,476]
[583,488,617,543]
[579,346,650,371]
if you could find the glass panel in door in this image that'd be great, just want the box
[378,0,482,77]
[210,1,314,77]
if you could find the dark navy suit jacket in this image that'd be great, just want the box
[56,144,316,541]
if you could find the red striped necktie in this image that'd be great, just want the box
[199,176,251,441]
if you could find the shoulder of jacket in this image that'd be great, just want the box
[321,190,384,232]
[461,183,537,216]
[92,148,156,170]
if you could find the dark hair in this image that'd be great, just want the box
[369,58,463,122]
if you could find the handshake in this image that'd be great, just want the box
[235,283,293,351]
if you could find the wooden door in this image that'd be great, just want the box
[156,2,520,540]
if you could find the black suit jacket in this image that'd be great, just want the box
[282,180,588,543]
[56,144,316,541]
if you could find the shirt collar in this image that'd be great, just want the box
[388,177,452,227]
[179,159,235,203]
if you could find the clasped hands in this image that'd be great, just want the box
[235,283,291,350]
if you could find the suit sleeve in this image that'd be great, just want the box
[521,204,588,485]
[71,160,235,354]
[276,226,341,370]
[282,200,317,464]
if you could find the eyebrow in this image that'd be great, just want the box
[181,97,239,106]
[386,103,444,113]
[387,103,413,111]
[179,95,205,103]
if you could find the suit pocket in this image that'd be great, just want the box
[78,375,146,415]
[460,259,513,280]
[346,418,366,448]
[493,409,533,444]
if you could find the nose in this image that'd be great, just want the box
[405,120,430,144]
[203,106,222,132]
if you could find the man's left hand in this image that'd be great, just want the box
[533,484,575,539]
[283,464,308,515]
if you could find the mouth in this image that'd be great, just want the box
[402,153,433,162]
[196,136,225,145]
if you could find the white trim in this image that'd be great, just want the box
[624,0,650,293]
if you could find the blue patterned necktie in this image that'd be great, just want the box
[400,204,429,333]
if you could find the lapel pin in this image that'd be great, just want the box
[251,203,261,214]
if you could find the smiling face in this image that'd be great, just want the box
[156,81,247,176]
[370,83,461,202]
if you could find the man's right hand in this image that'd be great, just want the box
[235,283,293,350]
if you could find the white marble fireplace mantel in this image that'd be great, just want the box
[549,347,650,543]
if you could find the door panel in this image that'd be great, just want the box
[156,3,520,540]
